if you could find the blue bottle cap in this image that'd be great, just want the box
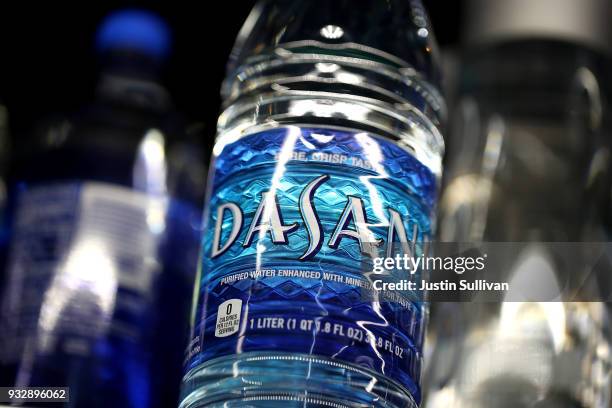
[96,9,171,61]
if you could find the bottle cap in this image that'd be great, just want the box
[96,9,171,61]
[464,0,612,52]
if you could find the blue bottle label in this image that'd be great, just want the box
[187,127,437,400]
[1,182,164,362]
[0,181,201,407]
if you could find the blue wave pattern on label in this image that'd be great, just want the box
[187,126,437,402]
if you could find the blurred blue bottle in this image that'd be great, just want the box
[180,1,445,407]
[0,9,206,408]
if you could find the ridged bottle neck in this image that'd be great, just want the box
[217,51,446,178]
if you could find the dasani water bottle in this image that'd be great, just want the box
[181,1,445,407]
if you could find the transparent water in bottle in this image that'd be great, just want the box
[0,10,206,408]
[180,1,445,407]
[428,0,612,403]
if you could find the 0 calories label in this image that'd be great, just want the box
[215,299,242,337]
[186,126,438,402]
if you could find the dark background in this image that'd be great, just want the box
[0,1,461,143]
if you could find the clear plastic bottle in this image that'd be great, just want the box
[0,9,205,408]
[180,1,445,407]
[427,0,612,407]
[440,0,612,244]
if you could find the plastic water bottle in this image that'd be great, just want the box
[0,10,205,408]
[180,1,445,407]
[426,0,612,407]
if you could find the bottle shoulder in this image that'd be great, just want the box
[11,106,204,194]
[217,55,445,178]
